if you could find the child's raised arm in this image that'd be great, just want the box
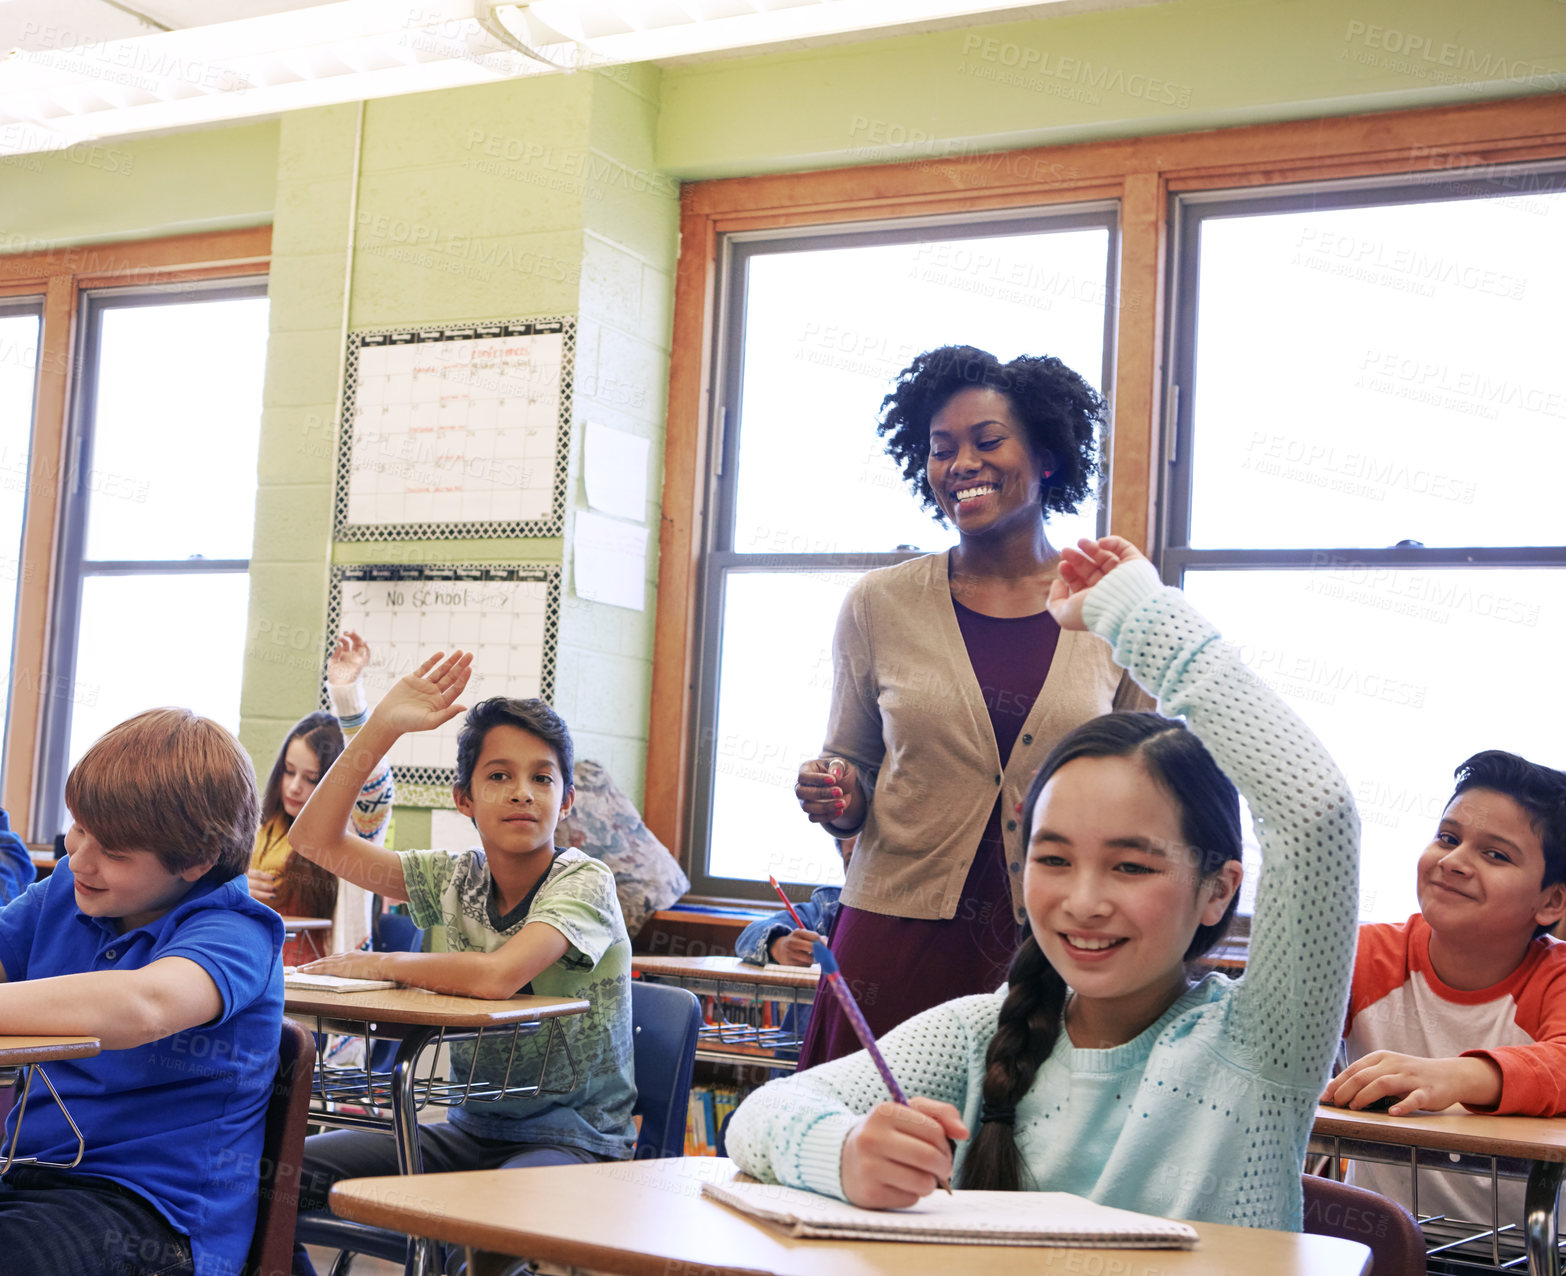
[290,650,472,901]
[1057,538,1360,1093]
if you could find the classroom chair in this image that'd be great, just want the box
[295,979,703,1274]
[1302,1173,1426,1276]
[247,1019,318,1276]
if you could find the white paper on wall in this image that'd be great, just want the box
[573,511,648,611]
[583,421,650,522]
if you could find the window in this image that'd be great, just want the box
[1162,167,1566,921]
[0,299,43,767]
[38,281,269,836]
[690,209,1115,899]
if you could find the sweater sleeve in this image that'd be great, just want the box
[820,579,884,836]
[725,996,982,1199]
[329,680,395,845]
[1082,560,1360,1092]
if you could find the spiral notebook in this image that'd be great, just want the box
[701,1181,1199,1249]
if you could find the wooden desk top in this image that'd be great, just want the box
[1314,1104,1566,1162]
[0,1035,101,1065]
[280,915,333,933]
[634,955,821,991]
[330,1158,1371,1276]
[283,987,587,1028]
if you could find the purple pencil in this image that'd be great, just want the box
[813,940,952,1192]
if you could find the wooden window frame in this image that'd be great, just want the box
[646,94,1566,871]
[0,227,271,841]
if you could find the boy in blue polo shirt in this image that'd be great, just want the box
[0,708,283,1276]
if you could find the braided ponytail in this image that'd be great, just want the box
[956,934,1065,1191]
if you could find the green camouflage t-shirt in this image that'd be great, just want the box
[400,846,637,1159]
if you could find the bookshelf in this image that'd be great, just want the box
[633,955,821,1155]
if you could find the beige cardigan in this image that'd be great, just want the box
[825,551,1151,922]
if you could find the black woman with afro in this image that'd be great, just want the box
[792,345,1152,1066]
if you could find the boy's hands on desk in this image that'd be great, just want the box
[297,951,388,981]
[370,650,472,737]
[841,1097,968,1209]
[1323,1050,1503,1116]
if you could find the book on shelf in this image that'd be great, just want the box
[702,1181,1200,1249]
[684,1084,754,1156]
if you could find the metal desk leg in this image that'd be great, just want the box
[391,1029,437,1276]
[1524,1159,1564,1276]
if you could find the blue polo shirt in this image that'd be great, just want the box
[0,858,284,1276]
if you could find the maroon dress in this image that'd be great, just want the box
[798,599,1061,1067]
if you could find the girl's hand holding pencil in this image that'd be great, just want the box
[817,941,967,1208]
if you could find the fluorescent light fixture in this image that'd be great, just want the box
[0,0,1065,156]
[489,1,1065,64]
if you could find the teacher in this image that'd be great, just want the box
[793,345,1151,1066]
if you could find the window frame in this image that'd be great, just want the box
[0,227,271,842]
[1158,164,1566,584]
[649,96,1566,899]
[688,205,1120,900]
[0,295,46,778]
[37,277,269,838]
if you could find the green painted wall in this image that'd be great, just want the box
[241,67,677,819]
[656,0,1566,178]
[0,121,278,250]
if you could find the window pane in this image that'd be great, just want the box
[1189,190,1566,549]
[0,310,40,757]
[86,295,268,560]
[1181,567,1566,922]
[733,228,1108,557]
[64,573,251,777]
[709,571,858,886]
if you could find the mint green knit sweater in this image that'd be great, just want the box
[727,559,1360,1231]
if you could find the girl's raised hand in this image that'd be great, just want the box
[840,1097,968,1209]
[326,631,371,685]
[372,650,473,736]
[1046,536,1148,631]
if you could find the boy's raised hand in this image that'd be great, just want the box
[326,630,371,685]
[1047,536,1148,631]
[371,650,473,736]
[840,1097,968,1209]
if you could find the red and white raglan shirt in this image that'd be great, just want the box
[1343,914,1566,1227]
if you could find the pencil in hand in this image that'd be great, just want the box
[814,941,953,1194]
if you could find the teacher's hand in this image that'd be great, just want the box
[1046,536,1148,631]
[796,757,862,828]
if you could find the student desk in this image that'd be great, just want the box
[327,1157,1374,1276]
[632,955,818,1070]
[0,1034,101,1172]
[281,914,333,961]
[287,988,587,1276]
[1312,1104,1566,1276]
[284,987,588,1172]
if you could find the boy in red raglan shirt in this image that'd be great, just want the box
[1325,749,1566,1232]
